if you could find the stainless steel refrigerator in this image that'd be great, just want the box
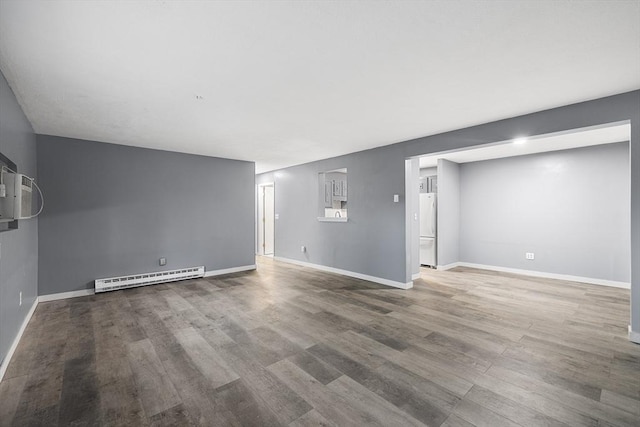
[419,193,437,267]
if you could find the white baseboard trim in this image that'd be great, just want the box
[0,298,38,383]
[448,262,630,289]
[437,262,462,271]
[38,289,95,302]
[204,264,256,278]
[275,256,413,290]
[629,326,640,344]
[411,272,421,280]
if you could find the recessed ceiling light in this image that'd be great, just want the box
[513,137,527,145]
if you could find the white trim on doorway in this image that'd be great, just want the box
[257,182,275,256]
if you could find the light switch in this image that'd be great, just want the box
[275,213,280,220]
[393,194,399,203]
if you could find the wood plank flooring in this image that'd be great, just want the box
[1,258,638,426]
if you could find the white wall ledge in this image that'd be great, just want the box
[317,217,348,222]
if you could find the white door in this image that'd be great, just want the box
[257,186,264,254]
[263,185,274,255]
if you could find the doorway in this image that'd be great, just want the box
[405,121,631,286]
[257,183,275,256]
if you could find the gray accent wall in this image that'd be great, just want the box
[257,145,407,284]
[0,70,38,368]
[459,143,630,282]
[37,135,255,296]
[257,90,640,339]
[437,159,460,268]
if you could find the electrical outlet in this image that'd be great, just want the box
[301,246,306,253]
[159,257,167,266]
[19,291,22,306]
[526,252,535,260]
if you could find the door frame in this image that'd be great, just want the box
[257,182,275,256]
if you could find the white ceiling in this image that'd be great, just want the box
[0,1,638,174]
[418,122,630,168]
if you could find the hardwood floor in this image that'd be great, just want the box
[1,257,638,426]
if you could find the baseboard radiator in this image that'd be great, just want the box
[95,266,205,293]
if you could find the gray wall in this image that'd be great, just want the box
[0,70,38,368]
[257,90,640,338]
[257,144,407,284]
[459,143,630,282]
[437,159,460,268]
[37,135,255,295]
